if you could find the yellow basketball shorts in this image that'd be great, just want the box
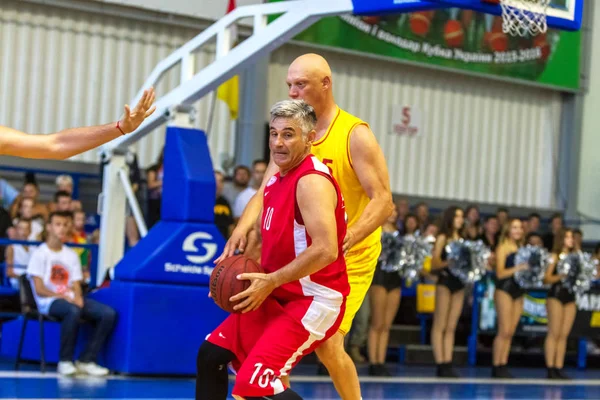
[338,241,381,335]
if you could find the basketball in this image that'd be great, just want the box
[488,32,508,52]
[409,12,433,37]
[534,33,551,62]
[210,255,264,313]
[444,20,464,48]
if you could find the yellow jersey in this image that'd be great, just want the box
[310,107,382,258]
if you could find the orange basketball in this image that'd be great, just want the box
[489,32,508,52]
[444,20,464,48]
[410,12,432,36]
[210,255,264,313]
[534,33,551,62]
[362,16,380,25]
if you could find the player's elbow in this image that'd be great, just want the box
[314,242,338,266]
[381,192,395,219]
[47,136,70,160]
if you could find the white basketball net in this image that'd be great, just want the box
[499,0,549,36]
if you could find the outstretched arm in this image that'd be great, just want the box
[344,124,394,252]
[230,173,339,313]
[0,88,156,160]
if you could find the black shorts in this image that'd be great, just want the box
[495,277,525,300]
[547,283,575,305]
[437,270,465,294]
[371,264,403,292]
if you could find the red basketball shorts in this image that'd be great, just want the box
[206,295,345,398]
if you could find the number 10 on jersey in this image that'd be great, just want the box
[263,207,274,231]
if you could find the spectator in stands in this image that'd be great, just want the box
[233,160,267,220]
[496,207,509,229]
[430,206,465,378]
[70,210,90,283]
[395,197,410,234]
[528,213,541,234]
[526,231,544,248]
[214,171,234,240]
[54,191,73,212]
[543,213,564,251]
[51,175,82,211]
[125,151,142,247]
[573,228,583,251]
[595,243,600,262]
[544,228,577,380]
[5,218,34,289]
[27,211,116,376]
[481,216,499,251]
[367,206,402,376]
[463,205,482,240]
[415,202,430,233]
[10,179,48,220]
[15,197,44,241]
[403,213,419,236]
[492,218,527,378]
[222,165,250,206]
[423,220,439,244]
[146,147,164,228]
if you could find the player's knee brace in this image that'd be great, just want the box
[195,341,235,400]
[246,388,303,400]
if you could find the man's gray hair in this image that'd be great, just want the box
[269,100,317,136]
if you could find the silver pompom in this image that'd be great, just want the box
[399,235,433,284]
[514,245,551,289]
[379,231,403,272]
[446,239,491,284]
[557,251,598,295]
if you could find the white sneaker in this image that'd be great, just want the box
[57,361,77,376]
[76,362,110,376]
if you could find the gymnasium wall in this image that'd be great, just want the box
[269,44,563,209]
[0,0,236,168]
[578,1,600,238]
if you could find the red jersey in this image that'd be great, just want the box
[261,155,349,303]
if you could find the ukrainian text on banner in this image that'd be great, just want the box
[270,2,581,90]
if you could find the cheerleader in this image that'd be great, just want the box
[368,207,402,376]
[430,206,465,378]
[492,218,528,378]
[544,228,576,379]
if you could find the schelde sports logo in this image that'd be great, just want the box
[164,232,217,276]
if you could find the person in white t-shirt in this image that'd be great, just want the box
[5,218,35,289]
[27,211,116,377]
[232,160,267,220]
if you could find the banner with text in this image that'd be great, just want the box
[271,2,581,90]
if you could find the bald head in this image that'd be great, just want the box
[288,53,332,81]
[286,53,335,116]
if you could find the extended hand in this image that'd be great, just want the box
[230,273,277,313]
[342,229,357,254]
[118,88,157,134]
[215,227,248,264]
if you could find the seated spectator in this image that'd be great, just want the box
[10,179,48,221]
[5,218,35,289]
[573,228,583,251]
[47,175,82,212]
[528,213,541,234]
[147,148,164,228]
[222,165,250,206]
[233,160,267,220]
[543,213,564,251]
[54,191,73,212]
[395,197,410,233]
[496,207,509,228]
[526,231,544,247]
[214,171,234,239]
[415,202,430,232]
[70,210,90,283]
[27,211,116,376]
[14,197,44,241]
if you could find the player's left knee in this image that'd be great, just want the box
[245,389,303,400]
[315,331,345,360]
[234,360,285,398]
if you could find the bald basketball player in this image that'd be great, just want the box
[217,54,394,400]
[0,88,156,159]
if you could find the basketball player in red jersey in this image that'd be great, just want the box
[196,100,349,400]
[0,88,155,159]
[218,54,393,399]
